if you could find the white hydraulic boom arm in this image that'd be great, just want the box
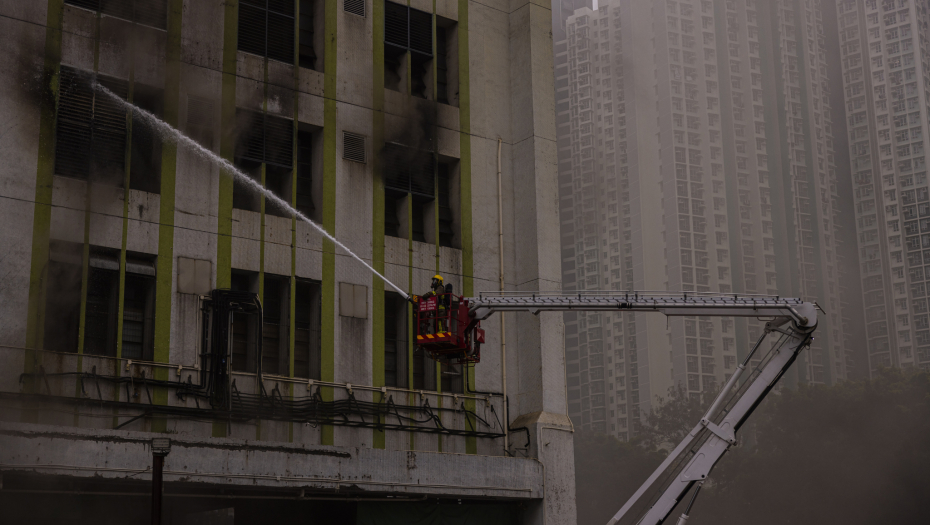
[464,291,818,525]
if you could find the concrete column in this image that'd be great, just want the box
[506,1,576,524]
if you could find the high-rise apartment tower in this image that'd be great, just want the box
[556,0,853,439]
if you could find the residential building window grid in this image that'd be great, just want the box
[557,0,851,441]
[837,0,930,372]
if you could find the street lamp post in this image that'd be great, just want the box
[151,438,171,525]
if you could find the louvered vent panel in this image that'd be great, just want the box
[408,8,433,56]
[99,0,133,21]
[91,76,129,179]
[344,0,365,17]
[343,132,366,163]
[384,2,408,49]
[133,0,168,30]
[238,3,267,57]
[268,0,295,16]
[265,114,294,167]
[236,111,265,163]
[55,67,94,179]
[65,0,100,10]
[267,11,296,63]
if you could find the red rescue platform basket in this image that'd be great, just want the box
[414,293,484,364]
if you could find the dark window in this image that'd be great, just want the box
[384,190,403,238]
[234,110,295,215]
[295,279,322,379]
[412,344,436,391]
[185,95,215,149]
[383,143,435,242]
[239,0,296,64]
[436,25,449,104]
[384,1,433,98]
[261,274,289,376]
[384,291,408,387]
[44,242,83,354]
[83,251,120,357]
[130,84,164,194]
[411,195,428,243]
[230,270,260,373]
[437,162,457,247]
[296,126,314,217]
[55,67,128,184]
[298,0,316,69]
[383,143,434,197]
[65,0,168,30]
[121,268,155,361]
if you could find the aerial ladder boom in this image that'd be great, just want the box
[462,291,818,525]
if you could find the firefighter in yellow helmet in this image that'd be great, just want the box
[422,275,450,332]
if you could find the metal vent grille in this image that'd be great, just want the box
[238,0,295,64]
[343,132,366,163]
[65,0,167,30]
[384,1,407,48]
[55,67,129,181]
[408,8,433,55]
[344,0,365,17]
[235,110,294,168]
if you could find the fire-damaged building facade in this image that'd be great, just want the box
[0,1,573,524]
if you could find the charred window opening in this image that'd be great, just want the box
[435,16,458,106]
[296,125,314,217]
[80,248,157,359]
[121,254,156,360]
[384,1,433,98]
[130,84,164,194]
[384,291,409,387]
[44,241,84,354]
[238,0,296,64]
[382,143,436,242]
[65,0,168,30]
[437,160,459,248]
[185,95,215,150]
[294,279,322,379]
[261,274,290,376]
[435,25,449,104]
[384,189,403,238]
[230,270,260,373]
[55,67,129,185]
[298,0,319,70]
[234,110,295,216]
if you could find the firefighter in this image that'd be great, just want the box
[423,275,450,333]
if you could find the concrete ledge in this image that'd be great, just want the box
[0,422,543,499]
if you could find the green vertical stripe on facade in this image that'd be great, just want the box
[150,0,184,433]
[213,0,239,440]
[217,0,240,292]
[23,0,65,405]
[320,0,338,446]
[372,0,387,450]
[457,0,476,455]
[288,0,301,444]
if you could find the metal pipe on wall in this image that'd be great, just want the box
[497,137,509,452]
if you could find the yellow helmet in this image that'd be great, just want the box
[433,274,444,282]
